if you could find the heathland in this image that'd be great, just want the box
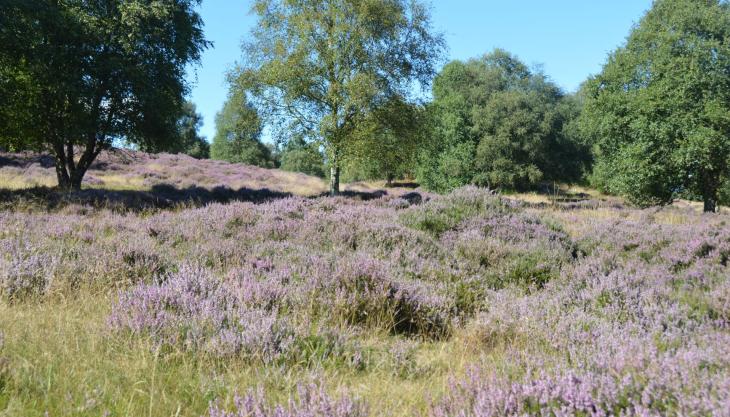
[0,151,728,417]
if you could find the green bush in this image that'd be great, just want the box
[279,137,326,178]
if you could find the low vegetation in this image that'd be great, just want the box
[0,150,328,204]
[0,157,728,415]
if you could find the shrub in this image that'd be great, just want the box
[401,186,513,237]
[108,265,296,362]
[0,240,58,300]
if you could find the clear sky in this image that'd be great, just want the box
[187,0,654,141]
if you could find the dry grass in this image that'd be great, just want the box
[0,290,495,417]
[0,171,57,190]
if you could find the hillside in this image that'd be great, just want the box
[0,150,425,210]
[0,149,328,194]
[1,151,729,417]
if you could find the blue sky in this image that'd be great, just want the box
[187,0,653,141]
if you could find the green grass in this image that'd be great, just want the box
[0,290,509,417]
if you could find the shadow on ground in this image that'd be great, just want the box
[0,183,397,212]
[0,184,295,212]
[315,189,389,201]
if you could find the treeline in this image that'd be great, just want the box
[208,48,590,188]
[206,0,730,211]
[1,0,729,211]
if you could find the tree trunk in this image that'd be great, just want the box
[52,135,100,192]
[701,174,720,213]
[69,169,85,191]
[330,164,340,196]
[704,196,717,213]
[54,161,84,191]
[55,160,72,190]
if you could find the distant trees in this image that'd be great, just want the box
[152,101,209,159]
[417,49,590,192]
[582,0,730,212]
[210,91,276,168]
[0,0,208,190]
[344,98,426,185]
[279,136,326,178]
[234,0,445,195]
[1,0,725,214]
[173,102,210,159]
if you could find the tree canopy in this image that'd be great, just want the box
[210,91,276,168]
[0,0,208,190]
[279,135,326,178]
[152,101,210,159]
[417,49,590,192]
[234,0,445,195]
[343,98,426,184]
[582,0,730,212]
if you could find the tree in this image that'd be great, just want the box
[345,98,426,185]
[417,50,589,192]
[210,91,276,168]
[553,92,593,183]
[279,135,326,177]
[172,101,210,159]
[0,0,208,190]
[152,101,209,159]
[582,0,730,212]
[234,0,445,195]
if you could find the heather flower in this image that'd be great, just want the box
[206,385,368,417]
[109,265,295,363]
[0,240,59,300]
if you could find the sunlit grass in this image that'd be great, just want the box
[0,291,497,417]
[0,172,57,190]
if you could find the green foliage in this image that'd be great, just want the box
[582,0,730,212]
[417,49,590,193]
[235,0,445,194]
[279,136,326,178]
[0,0,209,190]
[401,187,513,237]
[151,101,209,159]
[720,178,730,206]
[343,98,428,184]
[210,91,276,168]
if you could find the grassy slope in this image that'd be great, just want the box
[0,151,443,416]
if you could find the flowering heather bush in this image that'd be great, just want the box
[400,186,517,237]
[432,363,729,417]
[433,209,730,416]
[442,212,574,291]
[102,192,482,340]
[206,385,367,417]
[0,239,59,300]
[108,265,296,361]
[0,150,327,197]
